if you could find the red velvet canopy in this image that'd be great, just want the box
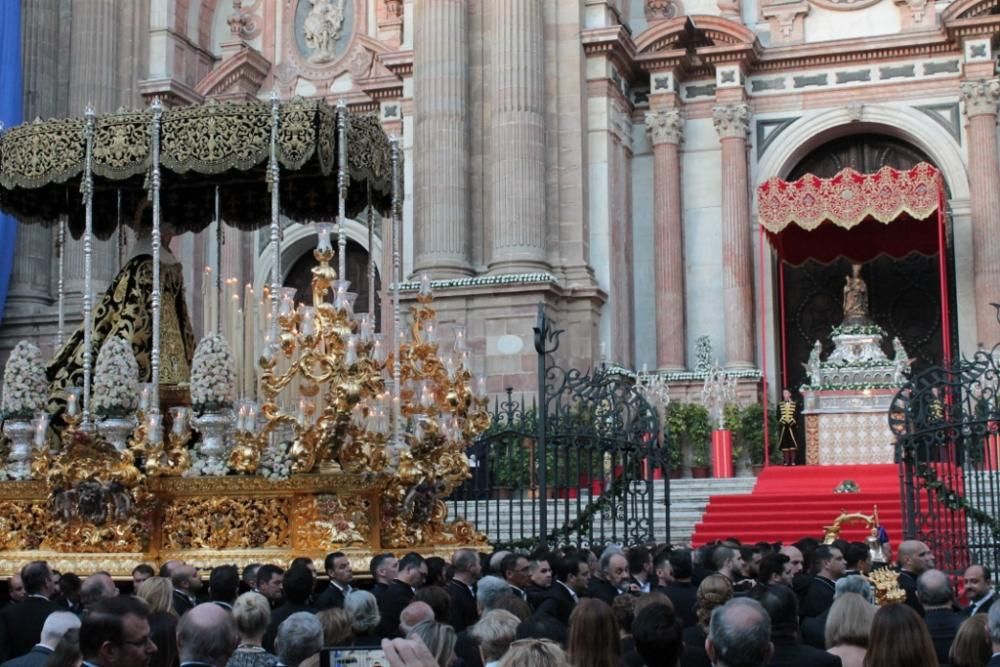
[754,162,950,466]
[756,162,944,265]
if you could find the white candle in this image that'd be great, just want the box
[202,266,212,338]
[66,393,78,416]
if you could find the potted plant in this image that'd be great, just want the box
[668,443,683,479]
[691,439,711,478]
[685,403,713,478]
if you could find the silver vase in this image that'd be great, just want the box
[3,420,35,480]
[193,412,233,474]
[98,416,136,451]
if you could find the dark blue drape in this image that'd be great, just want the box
[0,2,22,327]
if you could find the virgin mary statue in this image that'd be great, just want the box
[47,206,195,415]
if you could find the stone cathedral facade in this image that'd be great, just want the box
[2,0,999,398]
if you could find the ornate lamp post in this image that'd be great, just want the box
[702,362,737,478]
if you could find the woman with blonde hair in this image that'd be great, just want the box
[316,608,354,647]
[498,639,571,667]
[567,598,621,667]
[407,620,457,667]
[949,614,991,667]
[137,577,179,667]
[227,592,278,667]
[863,603,938,667]
[825,593,876,667]
[682,574,733,667]
[136,576,175,616]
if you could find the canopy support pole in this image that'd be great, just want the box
[81,107,94,424]
[268,91,281,344]
[150,99,163,413]
[758,223,772,467]
[937,186,952,366]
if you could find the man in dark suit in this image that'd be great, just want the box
[4,574,25,608]
[897,540,935,617]
[177,603,239,667]
[706,598,774,667]
[447,549,481,633]
[660,549,698,628]
[842,542,871,577]
[377,552,427,639]
[750,584,841,667]
[920,569,966,665]
[0,561,61,661]
[315,551,353,611]
[965,564,997,616]
[263,564,314,653]
[171,563,203,617]
[0,611,79,667]
[587,550,628,606]
[79,596,157,667]
[535,554,588,628]
[498,554,531,603]
[801,545,846,618]
[526,553,553,610]
[254,564,285,610]
[208,565,239,611]
[626,545,654,594]
[369,553,398,603]
[801,574,873,650]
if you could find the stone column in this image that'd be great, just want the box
[6,0,60,315]
[713,104,755,368]
[64,0,119,300]
[412,0,472,277]
[961,79,1000,347]
[646,110,685,370]
[489,0,548,273]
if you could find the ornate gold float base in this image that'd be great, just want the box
[0,473,487,577]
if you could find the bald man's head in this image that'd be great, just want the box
[917,569,953,609]
[177,603,239,667]
[898,540,934,575]
[778,546,804,577]
[400,601,435,635]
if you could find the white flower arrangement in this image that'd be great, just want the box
[1,340,48,420]
[92,336,140,418]
[190,334,237,413]
[183,451,230,477]
[259,440,293,480]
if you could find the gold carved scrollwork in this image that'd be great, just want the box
[294,494,371,550]
[0,500,150,553]
[160,100,271,175]
[161,497,291,550]
[805,414,820,465]
[0,118,86,189]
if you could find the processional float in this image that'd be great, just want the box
[0,97,488,576]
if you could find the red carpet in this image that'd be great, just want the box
[691,464,903,546]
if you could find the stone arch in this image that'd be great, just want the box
[253,219,385,295]
[635,16,694,52]
[941,0,1000,22]
[635,14,756,53]
[754,104,969,205]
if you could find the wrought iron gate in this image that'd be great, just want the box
[449,305,665,550]
[893,339,1000,575]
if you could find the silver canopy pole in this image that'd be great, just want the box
[337,100,348,281]
[150,98,163,412]
[268,91,281,342]
[81,106,95,424]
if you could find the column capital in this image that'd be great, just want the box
[645,109,684,145]
[712,103,752,139]
[961,79,1000,118]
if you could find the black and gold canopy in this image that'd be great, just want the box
[0,97,393,239]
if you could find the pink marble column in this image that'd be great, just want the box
[713,104,755,368]
[646,110,685,370]
[413,0,472,276]
[961,79,1000,347]
[489,0,548,273]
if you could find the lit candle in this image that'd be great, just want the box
[372,334,385,363]
[316,223,334,254]
[66,392,78,417]
[419,272,432,296]
[34,415,48,448]
[345,335,358,366]
[474,375,487,399]
[425,323,436,344]
[139,384,151,413]
[453,326,466,352]
[148,414,163,444]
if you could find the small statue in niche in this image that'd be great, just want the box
[303,0,347,64]
[842,263,872,326]
[804,340,822,386]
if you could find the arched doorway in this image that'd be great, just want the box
[284,238,382,328]
[777,134,955,404]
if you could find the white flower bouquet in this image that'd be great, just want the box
[190,334,237,413]
[92,336,140,418]
[1,340,48,420]
[260,440,293,481]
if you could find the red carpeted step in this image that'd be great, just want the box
[690,464,904,547]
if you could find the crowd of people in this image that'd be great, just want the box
[0,536,997,667]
